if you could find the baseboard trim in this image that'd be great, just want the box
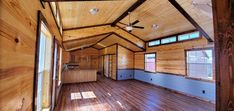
[134,79,215,104]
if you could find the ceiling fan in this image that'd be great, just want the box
[119,12,144,32]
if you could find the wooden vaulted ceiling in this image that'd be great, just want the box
[117,0,195,41]
[59,0,137,29]
[53,0,214,51]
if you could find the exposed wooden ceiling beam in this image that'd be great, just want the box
[168,0,213,42]
[91,33,113,46]
[63,23,111,31]
[43,0,121,2]
[118,43,134,52]
[91,46,100,50]
[116,25,145,42]
[63,25,145,48]
[66,32,145,51]
[111,0,146,26]
[67,44,93,52]
[63,32,111,43]
[112,32,145,50]
[66,33,112,51]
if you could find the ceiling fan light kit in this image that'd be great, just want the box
[119,12,144,32]
[126,26,133,31]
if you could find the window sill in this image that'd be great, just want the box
[185,77,215,83]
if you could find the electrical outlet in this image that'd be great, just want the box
[202,90,205,94]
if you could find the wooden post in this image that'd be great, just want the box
[212,0,234,110]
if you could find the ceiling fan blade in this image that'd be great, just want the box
[118,22,128,26]
[131,20,140,25]
[132,26,144,29]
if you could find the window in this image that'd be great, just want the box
[149,40,160,46]
[178,31,200,41]
[186,48,214,80]
[145,53,156,72]
[161,36,176,44]
[35,12,53,111]
[147,31,200,47]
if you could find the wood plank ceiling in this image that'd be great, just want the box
[176,0,214,39]
[117,0,195,41]
[56,0,213,51]
[59,0,137,29]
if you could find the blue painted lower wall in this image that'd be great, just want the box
[116,69,215,102]
[117,69,134,80]
[134,69,215,102]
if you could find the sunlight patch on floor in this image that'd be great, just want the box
[71,92,82,100]
[82,91,96,99]
[71,91,96,100]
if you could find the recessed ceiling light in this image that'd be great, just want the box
[89,8,99,15]
[152,24,159,30]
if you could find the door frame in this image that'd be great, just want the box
[33,11,54,111]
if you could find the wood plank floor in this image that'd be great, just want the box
[55,76,215,111]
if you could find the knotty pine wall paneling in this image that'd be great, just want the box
[117,45,134,80]
[0,0,62,110]
[118,45,134,69]
[134,37,213,75]
[62,49,70,64]
[70,48,99,69]
[99,44,117,55]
